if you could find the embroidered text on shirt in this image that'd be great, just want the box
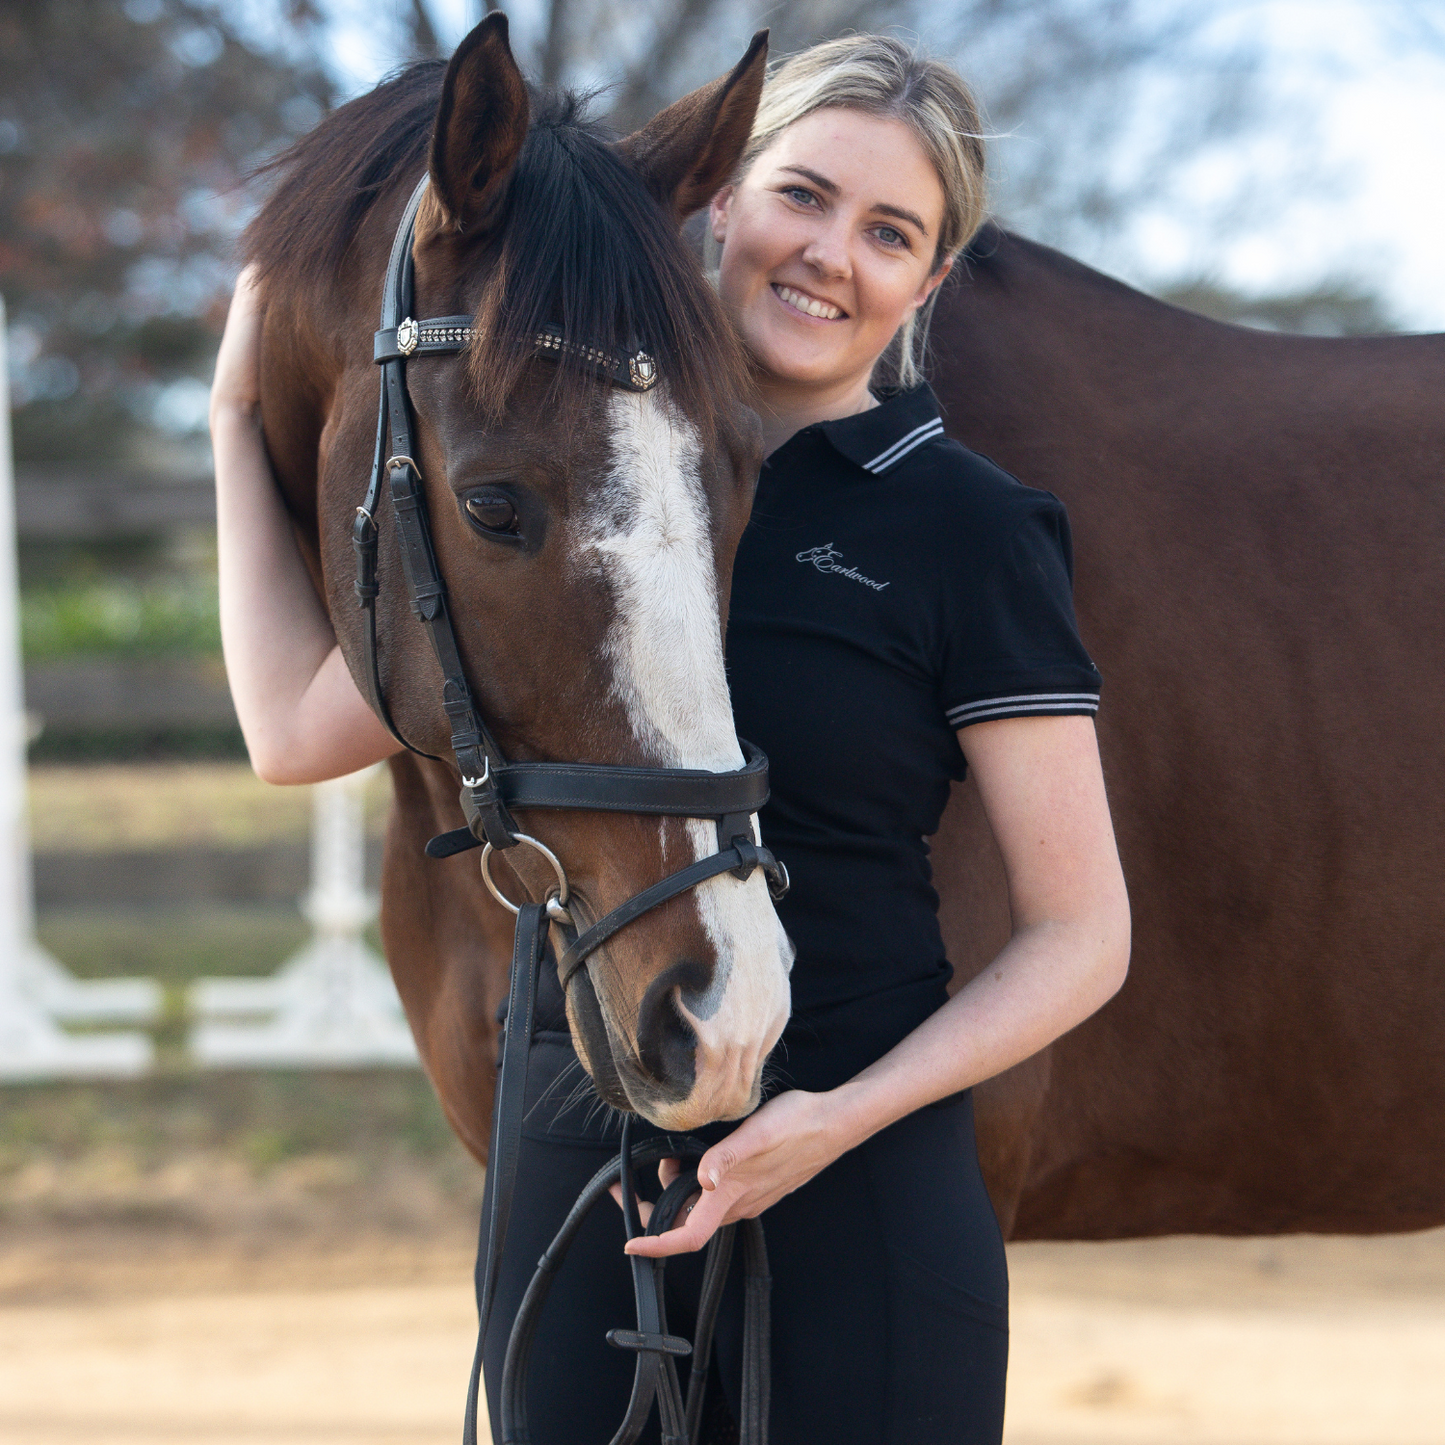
[795,544,890,591]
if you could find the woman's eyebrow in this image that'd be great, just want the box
[873,202,928,237]
[776,165,928,237]
[779,164,839,196]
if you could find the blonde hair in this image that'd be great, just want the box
[731,35,988,389]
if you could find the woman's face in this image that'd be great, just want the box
[709,107,951,394]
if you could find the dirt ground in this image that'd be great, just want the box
[2,1215,1443,1445]
[12,764,1444,1442]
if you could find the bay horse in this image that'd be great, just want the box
[932,226,1445,1240]
[241,17,792,1148]
[247,10,1445,1250]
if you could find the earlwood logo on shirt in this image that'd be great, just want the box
[795,543,890,591]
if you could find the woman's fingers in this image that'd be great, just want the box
[625,1184,725,1257]
[607,1180,655,1229]
[210,264,265,419]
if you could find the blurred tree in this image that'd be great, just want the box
[1159,278,1400,337]
[477,0,1281,279]
[0,0,331,465]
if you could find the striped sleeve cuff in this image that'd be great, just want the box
[946,691,1100,728]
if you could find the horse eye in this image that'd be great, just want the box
[465,493,519,535]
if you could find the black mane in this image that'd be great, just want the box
[243,65,744,429]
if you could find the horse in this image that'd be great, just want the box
[240,16,794,1151]
[930,225,1445,1240]
[247,8,1445,1251]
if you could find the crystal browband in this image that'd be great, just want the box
[373,316,657,392]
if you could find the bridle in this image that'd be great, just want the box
[355,174,783,1444]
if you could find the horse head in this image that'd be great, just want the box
[249,16,791,1131]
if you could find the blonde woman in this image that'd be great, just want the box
[211,34,1129,1445]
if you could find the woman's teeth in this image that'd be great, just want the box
[774,284,843,320]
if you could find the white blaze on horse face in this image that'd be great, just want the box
[593,391,740,771]
[586,390,792,1119]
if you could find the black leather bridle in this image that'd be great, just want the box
[354,174,782,1444]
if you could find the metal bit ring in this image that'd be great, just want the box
[481,834,572,925]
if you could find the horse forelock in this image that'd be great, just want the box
[463,93,746,441]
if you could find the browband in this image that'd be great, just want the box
[374,317,658,393]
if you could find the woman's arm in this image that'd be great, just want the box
[624,712,1130,1256]
[211,267,401,783]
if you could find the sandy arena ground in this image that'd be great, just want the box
[1,1225,1443,1445]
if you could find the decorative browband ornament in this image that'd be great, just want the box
[375,315,657,392]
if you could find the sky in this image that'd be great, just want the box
[320,0,1445,330]
[1146,1,1445,330]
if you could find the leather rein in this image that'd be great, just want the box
[353,174,782,1445]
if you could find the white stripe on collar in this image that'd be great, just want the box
[863,417,944,473]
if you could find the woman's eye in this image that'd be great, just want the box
[465,493,519,535]
[783,186,817,206]
[875,226,907,248]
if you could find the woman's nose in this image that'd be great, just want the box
[801,223,850,280]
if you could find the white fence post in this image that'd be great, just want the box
[189,764,418,1067]
[0,294,157,1080]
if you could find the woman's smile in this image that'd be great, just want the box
[771,282,847,321]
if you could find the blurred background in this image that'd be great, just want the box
[3,1,1444,1442]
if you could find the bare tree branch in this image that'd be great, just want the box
[524,0,1316,285]
[541,0,579,86]
[610,0,727,129]
[408,0,443,59]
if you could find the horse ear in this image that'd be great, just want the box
[616,30,768,222]
[427,12,530,234]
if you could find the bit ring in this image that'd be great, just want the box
[480,834,572,925]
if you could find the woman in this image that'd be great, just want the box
[211,35,1129,1445]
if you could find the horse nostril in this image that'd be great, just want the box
[634,959,709,1095]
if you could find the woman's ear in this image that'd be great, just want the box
[910,254,953,313]
[709,185,735,245]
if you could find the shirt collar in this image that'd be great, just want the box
[813,383,945,477]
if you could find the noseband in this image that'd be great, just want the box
[355,175,783,1444]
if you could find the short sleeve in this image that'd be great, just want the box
[939,492,1102,729]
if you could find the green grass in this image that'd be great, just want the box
[36,907,387,1067]
[27,725,250,763]
[0,1070,467,1179]
[22,578,221,661]
[37,906,315,988]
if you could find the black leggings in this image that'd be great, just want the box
[478,1032,1009,1445]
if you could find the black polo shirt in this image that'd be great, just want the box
[726,383,1101,1092]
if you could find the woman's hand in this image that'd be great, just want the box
[209,264,264,425]
[211,264,402,783]
[609,714,1129,1259]
[611,1088,856,1258]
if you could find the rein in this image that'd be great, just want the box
[354,174,783,1444]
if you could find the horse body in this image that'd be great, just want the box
[931,228,1445,1237]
